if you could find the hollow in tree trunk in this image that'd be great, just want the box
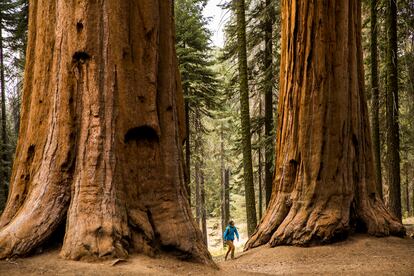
[0,1,212,264]
[245,0,405,250]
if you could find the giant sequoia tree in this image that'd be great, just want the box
[245,0,405,249]
[0,1,211,263]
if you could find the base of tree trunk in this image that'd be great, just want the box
[245,192,405,250]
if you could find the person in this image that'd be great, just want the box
[223,220,239,260]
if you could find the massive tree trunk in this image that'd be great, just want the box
[264,0,275,208]
[245,0,405,249]
[385,0,401,221]
[235,0,257,237]
[370,0,382,199]
[0,0,211,264]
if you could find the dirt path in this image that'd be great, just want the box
[1,235,413,275]
[221,234,414,275]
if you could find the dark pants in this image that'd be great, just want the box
[225,240,235,260]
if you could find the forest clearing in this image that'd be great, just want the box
[0,0,413,275]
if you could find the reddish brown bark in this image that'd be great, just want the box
[0,0,211,264]
[245,0,404,249]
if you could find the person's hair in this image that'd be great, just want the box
[228,220,234,225]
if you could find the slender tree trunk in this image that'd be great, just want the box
[0,20,9,212]
[404,164,409,215]
[258,98,263,220]
[245,0,404,250]
[264,0,274,208]
[200,171,207,246]
[185,97,191,205]
[409,55,414,218]
[411,166,414,217]
[221,167,230,245]
[224,168,230,226]
[12,82,22,138]
[385,0,401,221]
[0,1,212,264]
[258,140,263,220]
[195,157,201,227]
[195,111,201,227]
[235,0,257,237]
[220,124,226,245]
[370,0,382,199]
[0,28,6,148]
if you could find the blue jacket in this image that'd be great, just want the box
[223,225,239,241]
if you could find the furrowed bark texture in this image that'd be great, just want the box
[0,0,211,264]
[245,0,405,250]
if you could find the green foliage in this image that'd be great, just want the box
[362,0,414,215]
[175,0,224,219]
[218,0,280,218]
[175,0,221,117]
[0,0,28,211]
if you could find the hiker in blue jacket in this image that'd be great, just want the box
[223,220,239,260]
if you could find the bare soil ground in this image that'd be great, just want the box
[1,234,413,275]
[221,234,414,275]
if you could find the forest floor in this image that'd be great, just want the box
[0,214,413,275]
[1,229,413,275]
